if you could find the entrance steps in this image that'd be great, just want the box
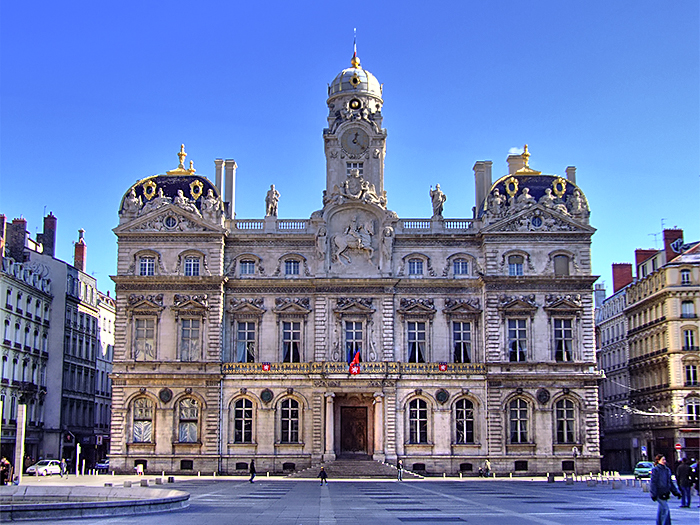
[288,455,423,480]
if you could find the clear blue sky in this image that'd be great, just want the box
[1,0,698,295]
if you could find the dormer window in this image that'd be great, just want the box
[408,259,423,276]
[285,260,300,276]
[553,255,570,276]
[139,256,155,276]
[240,260,256,275]
[453,259,469,275]
[508,255,524,276]
[184,256,200,277]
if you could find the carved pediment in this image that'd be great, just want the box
[172,294,209,313]
[334,297,374,316]
[114,204,225,235]
[544,294,583,312]
[443,298,481,315]
[228,298,266,316]
[398,298,436,318]
[482,206,595,234]
[127,294,164,314]
[498,294,538,313]
[273,297,312,315]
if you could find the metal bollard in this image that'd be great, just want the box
[124,481,132,488]
[168,476,175,483]
[155,478,163,485]
[140,479,149,487]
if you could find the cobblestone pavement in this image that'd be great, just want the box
[11,476,700,524]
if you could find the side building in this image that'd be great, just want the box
[596,229,700,472]
[0,214,114,470]
[110,52,601,476]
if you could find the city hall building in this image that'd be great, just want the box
[109,52,601,476]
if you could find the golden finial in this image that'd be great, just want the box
[177,144,187,169]
[522,144,530,167]
[189,160,196,173]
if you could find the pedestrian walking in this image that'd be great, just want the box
[249,460,256,483]
[397,459,403,481]
[484,458,491,478]
[60,458,67,478]
[650,454,680,525]
[676,457,692,508]
[0,458,9,485]
[318,466,328,485]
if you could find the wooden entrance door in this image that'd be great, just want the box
[340,406,367,454]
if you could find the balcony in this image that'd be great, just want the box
[683,346,700,352]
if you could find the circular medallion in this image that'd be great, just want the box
[159,388,173,403]
[341,128,369,155]
[435,389,450,404]
[530,216,543,228]
[261,389,274,403]
[164,216,177,229]
[349,98,361,110]
[536,388,551,404]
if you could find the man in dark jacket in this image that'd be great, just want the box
[676,457,692,508]
[249,460,256,483]
[650,455,681,525]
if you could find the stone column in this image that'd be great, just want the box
[373,393,385,461]
[323,393,335,461]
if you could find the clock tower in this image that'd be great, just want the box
[323,50,387,204]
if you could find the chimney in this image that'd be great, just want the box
[37,212,57,257]
[74,229,86,272]
[214,158,224,197]
[7,218,28,262]
[473,161,492,215]
[634,249,657,268]
[0,215,6,258]
[565,166,577,184]
[507,154,526,174]
[612,263,633,293]
[224,159,237,219]
[663,228,684,263]
[594,283,606,308]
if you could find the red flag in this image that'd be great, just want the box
[349,350,361,375]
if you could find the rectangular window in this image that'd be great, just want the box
[346,162,363,176]
[509,399,528,443]
[235,321,256,362]
[240,260,255,275]
[285,260,300,275]
[345,321,363,363]
[282,321,301,363]
[134,319,155,361]
[681,270,691,285]
[180,319,200,361]
[508,255,524,276]
[556,400,575,443]
[554,319,573,361]
[184,257,200,277]
[139,256,155,276]
[453,259,469,275]
[408,259,423,276]
[133,398,153,443]
[685,330,697,350]
[407,321,426,363]
[686,365,698,386]
[508,319,527,362]
[453,321,471,363]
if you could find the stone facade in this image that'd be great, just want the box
[109,54,601,476]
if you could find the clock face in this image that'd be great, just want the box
[341,128,369,155]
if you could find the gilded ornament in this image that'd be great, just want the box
[190,180,204,200]
[177,144,187,168]
[142,180,157,201]
[552,177,567,198]
[505,176,519,197]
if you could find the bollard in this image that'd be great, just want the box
[124,481,132,488]
[198,471,201,477]
[509,472,512,479]
[267,471,270,477]
[162,471,165,477]
[586,478,596,487]
[140,479,149,487]
[168,476,175,483]
[155,478,163,485]
[213,471,216,477]
[612,480,623,489]
[111,471,115,476]
[104,482,113,487]
[443,473,446,478]
[642,482,650,492]
[547,473,555,483]
[459,472,463,479]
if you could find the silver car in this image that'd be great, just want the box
[26,460,61,476]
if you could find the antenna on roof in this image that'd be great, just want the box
[648,232,660,249]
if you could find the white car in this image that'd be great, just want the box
[26,460,62,476]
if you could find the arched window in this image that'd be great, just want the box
[408,258,423,276]
[509,398,529,443]
[453,258,469,275]
[233,398,254,443]
[5,289,11,308]
[686,397,700,422]
[1,356,7,381]
[555,399,575,443]
[408,398,428,444]
[508,255,524,276]
[14,323,21,345]
[132,397,153,443]
[3,320,9,342]
[553,255,570,276]
[178,398,199,442]
[280,399,300,443]
[455,399,474,444]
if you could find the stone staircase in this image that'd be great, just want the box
[288,455,423,480]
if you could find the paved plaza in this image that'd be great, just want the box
[10,476,700,525]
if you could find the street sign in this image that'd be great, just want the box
[675,443,682,450]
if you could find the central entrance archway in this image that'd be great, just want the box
[340,406,367,455]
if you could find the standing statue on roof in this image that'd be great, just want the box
[430,184,446,219]
[265,185,280,217]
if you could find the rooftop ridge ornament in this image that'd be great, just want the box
[166,144,196,175]
[351,27,360,68]
[514,144,542,175]
[522,144,530,167]
[178,144,187,168]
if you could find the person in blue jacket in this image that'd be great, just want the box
[650,454,681,525]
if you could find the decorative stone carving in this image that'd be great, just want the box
[121,188,143,217]
[400,298,435,310]
[336,297,373,310]
[332,216,374,264]
[229,298,265,310]
[315,227,327,260]
[159,388,173,403]
[173,294,209,308]
[274,297,311,310]
[430,184,446,218]
[499,294,537,308]
[325,169,386,209]
[128,294,164,307]
[536,388,550,404]
[139,188,171,215]
[129,214,207,233]
[201,189,222,223]
[173,189,202,217]
[381,225,394,268]
[544,294,582,307]
[566,188,590,221]
[444,298,481,310]
[265,185,280,217]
